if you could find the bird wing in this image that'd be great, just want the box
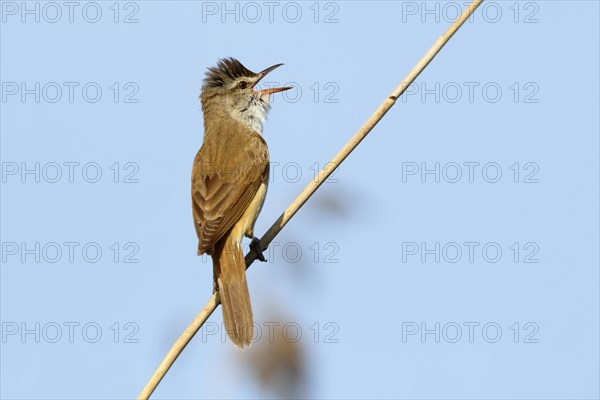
[192,130,269,254]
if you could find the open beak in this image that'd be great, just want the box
[253,63,293,95]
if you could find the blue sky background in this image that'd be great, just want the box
[1,1,599,399]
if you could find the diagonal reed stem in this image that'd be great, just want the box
[138,1,483,397]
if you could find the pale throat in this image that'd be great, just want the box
[231,95,270,135]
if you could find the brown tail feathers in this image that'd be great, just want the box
[212,233,253,348]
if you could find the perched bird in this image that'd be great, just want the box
[192,58,291,348]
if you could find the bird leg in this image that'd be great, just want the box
[250,237,267,262]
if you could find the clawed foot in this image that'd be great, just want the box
[250,237,267,262]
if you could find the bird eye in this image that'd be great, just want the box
[238,81,248,89]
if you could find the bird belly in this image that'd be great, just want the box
[231,179,268,242]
